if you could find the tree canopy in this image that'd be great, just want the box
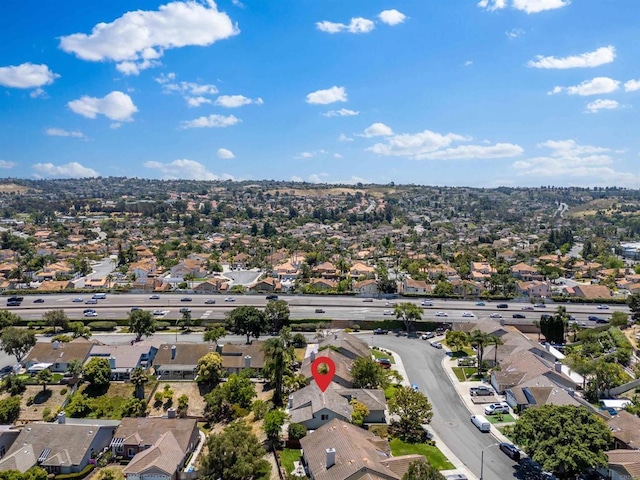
[264,300,290,332]
[196,352,224,389]
[512,405,611,479]
[0,327,36,363]
[226,306,268,344]
[402,460,446,480]
[43,309,70,334]
[83,357,112,386]
[388,386,434,443]
[351,356,387,389]
[394,302,423,333]
[128,310,156,342]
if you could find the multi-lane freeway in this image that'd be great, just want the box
[3,293,629,326]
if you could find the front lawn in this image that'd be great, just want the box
[451,367,479,382]
[279,449,302,476]
[389,438,454,471]
[371,349,395,363]
[487,413,516,423]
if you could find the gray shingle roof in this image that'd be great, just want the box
[114,418,198,454]
[123,431,185,476]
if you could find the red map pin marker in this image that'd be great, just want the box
[311,356,336,392]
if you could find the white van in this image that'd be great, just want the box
[470,414,491,432]
[92,293,107,300]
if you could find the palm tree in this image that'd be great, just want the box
[489,334,504,366]
[469,330,491,376]
[130,367,149,400]
[262,337,293,406]
[105,273,114,289]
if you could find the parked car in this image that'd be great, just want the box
[490,313,503,318]
[469,386,494,396]
[421,332,435,340]
[512,313,526,319]
[33,298,45,303]
[499,443,521,461]
[430,341,443,349]
[315,308,325,313]
[484,402,510,415]
[435,311,448,317]
[149,294,160,299]
[180,297,192,302]
[445,475,468,480]
[205,299,216,304]
[496,303,509,309]
[597,304,610,310]
[376,358,392,369]
[373,328,388,335]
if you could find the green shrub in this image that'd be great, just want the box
[42,407,53,422]
[60,388,68,396]
[55,464,95,480]
[0,396,21,423]
[2,375,26,395]
[288,422,307,441]
[87,321,117,331]
[155,321,170,330]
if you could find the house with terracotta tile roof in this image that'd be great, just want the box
[572,284,612,299]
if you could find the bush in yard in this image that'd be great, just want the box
[288,422,307,441]
[83,357,111,387]
[88,321,117,331]
[2,375,26,396]
[0,396,21,423]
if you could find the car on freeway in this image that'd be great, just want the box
[149,294,160,299]
[475,301,485,306]
[421,332,435,340]
[204,299,216,304]
[588,315,601,321]
[595,317,610,324]
[597,304,610,310]
[315,308,325,313]
[266,294,279,300]
[499,442,521,461]
[373,328,388,335]
[462,312,474,318]
[224,297,236,302]
[83,308,96,313]
[496,303,509,309]
[72,298,83,303]
[385,301,395,307]
[180,297,192,302]
[490,313,503,318]
[85,299,98,304]
[521,306,534,311]
[435,311,448,317]
[130,307,141,312]
[152,310,165,316]
[512,313,526,319]
[7,296,24,302]
[484,402,510,415]
[179,307,191,314]
[33,298,45,303]
[383,310,393,315]
[6,301,21,306]
[84,311,98,317]
[534,303,546,308]
[362,298,374,302]
[376,358,392,369]
[569,320,587,327]
[421,300,434,307]
[430,341,443,349]
[469,385,494,396]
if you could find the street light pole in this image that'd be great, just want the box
[480,443,499,480]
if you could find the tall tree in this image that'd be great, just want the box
[130,367,148,400]
[67,359,84,379]
[402,460,446,480]
[0,310,20,329]
[196,352,224,390]
[393,302,423,334]
[489,334,504,365]
[0,327,36,363]
[262,337,293,406]
[83,357,111,387]
[203,326,226,344]
[128,310,156,342]
[388,386,434,443]
[444,331,468,352]
[200,420,271,480]
[513,405,610,479]
[36,368,52,392]
[627,293,640,324]
[262,408,288,446]
[264,300,290,333]
[351,356,387,389]
[226,306,267,344]
[469,330,491,376]
[43,309,70,334]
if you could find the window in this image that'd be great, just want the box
[321,414,329,420]
[128,448,135,458]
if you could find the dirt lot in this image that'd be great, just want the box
[147,381,206,418]
[18,385,68,422]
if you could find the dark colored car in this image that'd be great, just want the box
[499,442,521,461]
[373,328,388,335]
[376,358,392,369]
[469,386,494,396]
[33,298,45,303]
[588,315,600,321]
[512,313,526,319]
[7,296,24,302]
[497,303,509,309]
[265,294,278,300]
[6,301,21,306]
[315,308,325,313]
[179,307,191,314]
[180,297,192,302]
[595,317,609,324]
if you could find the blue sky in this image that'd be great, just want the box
[1,0,639,187]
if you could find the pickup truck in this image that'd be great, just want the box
[469,386,494,396]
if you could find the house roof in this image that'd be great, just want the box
[154,343,214,368]
[318,332,371,360]
[0,423,109,472]
[606,449,640,479]
[289,383,353,424]
[572,284,612,299]
[300,419,424,480]
[607,411,640,449]
[220,342,265,369]
[88,344,153,370]
[301,350,354,386]
[123,431,185,476]
[24,337,93,365]
[113,418,197,453]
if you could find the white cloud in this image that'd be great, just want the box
[68,91,138,121]
[155,73,219,106]
[528,46,615,69]
[478,0,570,13]
[464,60,474,67]
[186,96,212,107]
[323,108,359,117]
[362,123,394,138]
[551,77,620,96]
[217,148,235,159]
[378,10,406,26]
[110,123,122,129]
[338,133,354,142]
[0,161,16,169]
[585,99,619,113]
[143,159,228,180]
[32,162,99,178]
[625,79,640,92]
[334,153,343,159]
[30,88,46,98]
[308,173,329,183]
[316,17,375,34]
[0,62,59,89]
[506,28,525,39]
[59,1,239,75]
[306,86,347,105]
[214,95,263,108]
[419,143,524,160]
[368,129,469,158]
[512,139,640,186]
[180,114,241,129]
[45,128,86,139]
[295,150,328,159]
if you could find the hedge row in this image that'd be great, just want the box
[55,464,94,480]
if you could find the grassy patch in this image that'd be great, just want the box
[487,413,516,424]
[371,349,395,363]
[451,367,466,382]
[279,449,302,475]
[451,367,480,382]
[389,438,454,471]
[384,384,402,400]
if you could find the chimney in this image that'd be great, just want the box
[53,341,59,350]
[171,345,177,360]
[244,355,252,369]
[108,357,116,369]
[310,350,316,362]
[57,412,66,424]
[554,361,562,373]
[288,395,294,409]
[167,407,176,419]
[326,448,336,469]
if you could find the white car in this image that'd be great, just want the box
[569,320,587,327]
[224,297,236,302]
[490,313,503,319]
[149,294,160,300]
[385,301,395,307]
[484,402,510,415]
[421,300,434,307]
[421,332,435,340]
[83,311,98,317]
[430,341,443,349]
[597,304,609,310]
[383,310,393,316]
[462,312,474,318]
[152,310,165,316]
[435,312,448,317]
